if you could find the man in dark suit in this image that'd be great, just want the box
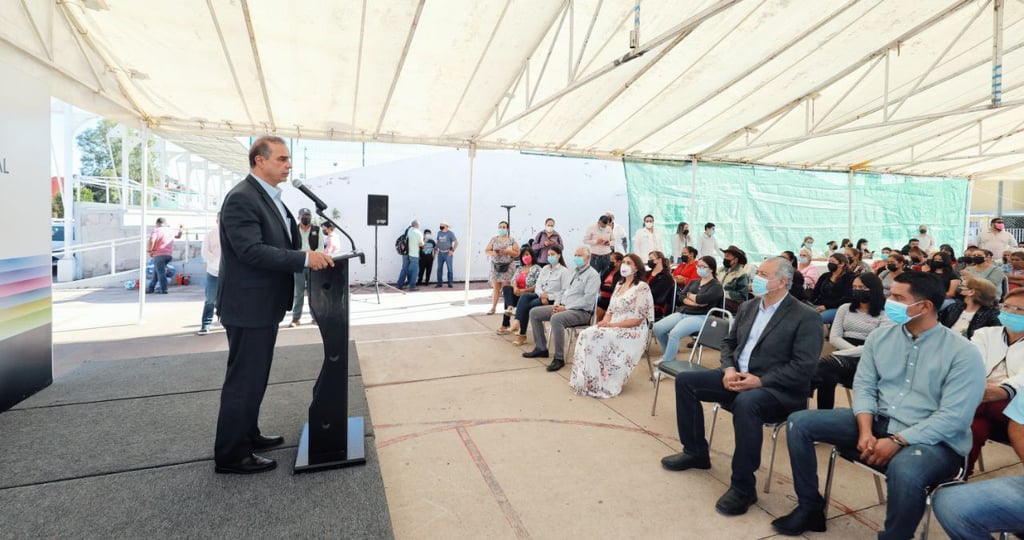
[214,136,334,474]
[660,257,823,515]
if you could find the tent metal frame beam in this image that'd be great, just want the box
[877,124,1024,169]
[697,0,975,156]
[206,0,255,128]
[477,0,743,140]
[528,1,571,107]
[993,0,1005,105]
[571,0,603,82]
[239,0,275,131]
[351,0,367,129]
[375,0,426,136]
[19,0,52,61]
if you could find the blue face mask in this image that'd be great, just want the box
[573,256,586,268]
[798,256,809,264]
[751,274,773,296]
[547,254,559,265]
[498,229,508,236]
[696,267,710,278]
[999,311,1024,333]
[885,299,923,324]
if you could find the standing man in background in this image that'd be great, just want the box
[396,219,423,291]
[289,208,320,327]
[146,217,183,294]
[916,225,936,254]
[435,220,458,288]
[606,211,629,253]
[584,215,615,274]
[698,222,722,259]
[979,217,1018,261]
[214,136,334,474]
[197,213,221,336]
[418,228,436,286]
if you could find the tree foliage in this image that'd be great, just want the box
[75,120,161,202]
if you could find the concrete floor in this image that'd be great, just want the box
[50,282,1022,539]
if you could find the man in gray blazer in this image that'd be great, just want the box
[660,257,823,515]
[214,136,334,474]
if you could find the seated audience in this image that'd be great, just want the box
[672,246,700,287]
[569,254,655,398]
[940,276,1001,339]
[512,246,569,346]
[780,251,806,300]
[661,257,822,516]
[925,251,961,300]
[856,238,873,260]
[962,246,1007,297]
[647,251,675,320]
[595,252,624,322]
[497,247,541,335]
[810,253,855,324]
[653,257,724,364]
[871,247,891,272]
[845,246,872,275]
[811,273,892,410]
[900,237,921,256]
[878,252,907,297]
[797,247,819,290]
[523,246,602,372]
[800,236,818,259]
[907,246,927,270]
[774,272,985,538]
[938,243,956,262]
[823,240,838,259]
[934,392,1024,539]
[719,245,751,313]
[964,287,1024,476]
[1008,249,1024,292]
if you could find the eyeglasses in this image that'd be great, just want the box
[1002,304,1024,314]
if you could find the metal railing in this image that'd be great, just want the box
[71,175,215,211]
[53,227,211,281]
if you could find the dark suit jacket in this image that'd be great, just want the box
[217,175,306,327]
[720,294,823,410]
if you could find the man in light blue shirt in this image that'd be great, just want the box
[775,271,985,538]
[933,391,1024,539]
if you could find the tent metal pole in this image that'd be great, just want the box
[690,158,697,214]
[463,144,477,307]
[120,124,129,210]
[993,0,1004,105]
[138,122,150,324]
[847,169,854,242]
[963,178,974,250]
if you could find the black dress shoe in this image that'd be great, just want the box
[771,506,827,536]
[522,349,549,359]
[715,486,758,516]
[252,434,284,450]
[546,358,565,372]
[214,454,277,474]
[660,452,711,471]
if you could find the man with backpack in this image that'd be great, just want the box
[396,219,423,291]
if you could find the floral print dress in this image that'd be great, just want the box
[488,235,517,284]
[569,281,655,398]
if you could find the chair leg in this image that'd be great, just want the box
[708,404,720,448]
[844,386,853,407]
[873,475,886,504]
[651,373,661,416]
[922,491,934,540]
[823,446,839,516]
[764,423,783,494]
[978,448,986,472]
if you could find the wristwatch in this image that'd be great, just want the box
[889,434,907,448]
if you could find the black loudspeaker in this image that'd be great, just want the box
[367,194,388,226]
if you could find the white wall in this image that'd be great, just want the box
[282,149,628,283]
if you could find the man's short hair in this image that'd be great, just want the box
[909,238,920,244]
[577,245,591,257]
[248,135,287,168]
[156,217,166,226]
[992,217,1004,225]
[894,271,945,313]
[765,256,794,287]
[598,215,611,226]
[704,222,715,230]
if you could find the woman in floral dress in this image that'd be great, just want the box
[485,220,518,314]
[569,253,655,398]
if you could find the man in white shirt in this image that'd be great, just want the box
[916,225,936,254]
[197,213,221,335]
[698,222,722,258]
[289,208,321,327]
[978,217,1018,261]
[606,211,629,254]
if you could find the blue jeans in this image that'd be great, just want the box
[785,408,962,539]
[397,255,419,289]
[654,312,707,363]
[436,251,454,286]
[147,254,172,293]
[201,273,218,329]
[674,368,792,495]
[292,269,309,321]
[934,476,1024,540]
[820,308,838,324]
[514,292,544,335]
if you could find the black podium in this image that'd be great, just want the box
[294,250,367,473]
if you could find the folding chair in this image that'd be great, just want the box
[650,308,733,416]
[645,285,678,380]
[707,400,797,494]
[546,294,600,358]
[977,431,1013,472]
[822,447,968,539]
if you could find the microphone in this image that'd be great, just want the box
[291,178,328,212]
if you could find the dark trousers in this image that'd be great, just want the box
[590,253,611,274]
[968,399,1011,475]
[418,254,434,284]
[811,353,859,410]
[147,254,172,293]
[501,286,519,327]
[215,325,278,464]
[514,292,544,335]
[674,368,792,495]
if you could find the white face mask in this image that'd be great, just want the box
[619,264,634,277]
[645,222,654,229]
[545,226,554,233]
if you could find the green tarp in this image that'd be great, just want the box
[623,159,968,261]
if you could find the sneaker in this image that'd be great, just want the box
[196,327,210,336]
[503,307,515,316]
[288,320,300,328]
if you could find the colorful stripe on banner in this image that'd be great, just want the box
[0,255,52,342]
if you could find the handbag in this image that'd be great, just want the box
[493,261,511,273]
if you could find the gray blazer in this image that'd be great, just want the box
[720,294,823,410]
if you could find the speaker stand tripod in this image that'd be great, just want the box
[352,225,403,304]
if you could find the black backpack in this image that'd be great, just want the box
[395,227,410,255]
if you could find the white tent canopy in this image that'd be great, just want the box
[3,0,1024,178]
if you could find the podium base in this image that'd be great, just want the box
[293,417,367,473]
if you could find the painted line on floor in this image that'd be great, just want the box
[456,425,532,540]
[355,330,492,344]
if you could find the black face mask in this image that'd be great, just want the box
[682,229,689,236]
[886,263,898,272]
[930,260,946,269]
[646,260,657,269]
[911,258,923,265]
[300,217,311,225]
[920,229,927,234]
[970,256,986,265]
[679,255,689,263]
[851,290,871,303]
[827,262,839,273]
[723,259,733,269]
